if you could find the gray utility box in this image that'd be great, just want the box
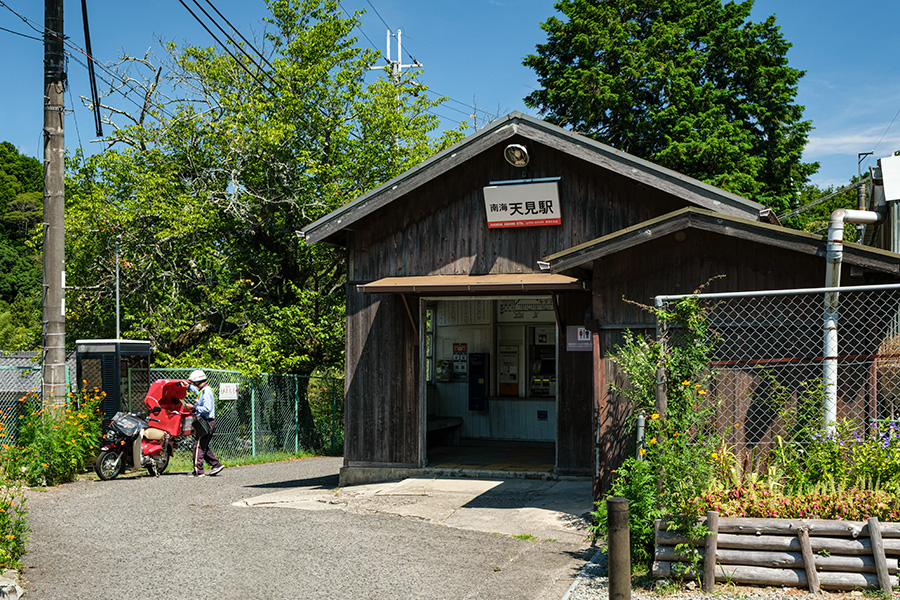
[75,339,151,425]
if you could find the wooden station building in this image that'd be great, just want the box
[302,112,900,493]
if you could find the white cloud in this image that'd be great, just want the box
[805,125,900,159]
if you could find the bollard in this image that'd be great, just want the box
[607,496,631,600]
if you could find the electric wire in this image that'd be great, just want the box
[200,0,276,72]
[869,105,900,163]
[0,24,40,41]
[176,0,274,96]
[185,0,280,90]
[1,0,182,127]
[339,1,384,64]
[0,0,44,36]
[66,71,85,154]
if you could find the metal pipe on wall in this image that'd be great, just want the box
[823,208,882,432]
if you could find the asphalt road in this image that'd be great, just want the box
[22,457,594,600]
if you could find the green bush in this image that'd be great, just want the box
[0,479,27,569]
[2,389,103,487]
[592,292,721,566]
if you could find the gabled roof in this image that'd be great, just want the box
[302,112,767,246]
[543,207,900,276]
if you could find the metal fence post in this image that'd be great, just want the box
[251,380,257,457]
[331,377,336,455]
[294,375,299,454]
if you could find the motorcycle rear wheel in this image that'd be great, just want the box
[95,450,124,480]
[147,449,170,477]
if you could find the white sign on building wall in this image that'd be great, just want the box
[483,181,561,229]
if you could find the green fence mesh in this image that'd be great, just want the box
[136,369,344,463]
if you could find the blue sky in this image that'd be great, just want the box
[2,0,899,193]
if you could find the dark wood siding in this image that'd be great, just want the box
[556,290,593,475]
[345,287,420,467]
[350,137,687,281]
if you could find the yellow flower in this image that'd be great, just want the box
[711,452,718,460]
[3,535,13,540]
[41,463,48,468]
[698,390,707,395]
[650,437,657,445]
[639,448,646,456]
[650,413,659,420]
[681,380,691,386]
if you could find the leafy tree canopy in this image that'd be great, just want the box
[523,0,818,213]
[0,142,42,349]
[66,0,464,376]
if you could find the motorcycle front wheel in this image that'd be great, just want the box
[147,449,170,477]
[95,450,124,480]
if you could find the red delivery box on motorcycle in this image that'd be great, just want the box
[143,379,194,436]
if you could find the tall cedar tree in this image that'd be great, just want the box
[523,0,818,213]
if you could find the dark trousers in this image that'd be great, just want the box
[193,418,222,474]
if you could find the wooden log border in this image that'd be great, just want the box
[653,514,900,592]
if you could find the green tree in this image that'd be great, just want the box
[65,0,463,375]
[523,0,818,213]
[0,142,42,349]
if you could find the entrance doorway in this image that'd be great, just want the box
[422,297,557,473]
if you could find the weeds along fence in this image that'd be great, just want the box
[0,365,72,445]
[655,283,900,453]
[133,369,344,462]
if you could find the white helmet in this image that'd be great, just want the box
[188,369,207,384]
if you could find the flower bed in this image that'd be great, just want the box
[653,513,899,593]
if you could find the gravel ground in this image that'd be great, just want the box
[22,457,592,600]
[563,550,876,600]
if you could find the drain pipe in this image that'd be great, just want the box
[824,208,882,432]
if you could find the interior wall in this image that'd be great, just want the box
[428,298,557,442]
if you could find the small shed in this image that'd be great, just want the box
[302,112,891,488]
[543,207,900,495]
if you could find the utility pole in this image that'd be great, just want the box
[371,29,421,80]
[370,29,421,148]
[43,0,67,407]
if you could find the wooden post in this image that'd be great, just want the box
[655,367,667,419]
[703,511,719,592]
[797,527,820,594]
[607,497,631,600]
[867,517,892,596]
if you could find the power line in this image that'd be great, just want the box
[0,0,45,36]
[0,24,40,41]
[186,0,280,90]
[200,0,276,72]
[176,0,274,96]
[871,105,900,159]
[364,0,391,31]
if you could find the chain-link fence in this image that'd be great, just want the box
[655,283,900,453]
[135,369,343,463]
[0,365,75,444]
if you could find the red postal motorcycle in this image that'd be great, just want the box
[94,379,196,480]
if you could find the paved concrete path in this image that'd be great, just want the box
[23,457,597,600]
[238,476,593,545]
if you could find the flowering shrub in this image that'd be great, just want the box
[1,388,103,487]
[685,485,900,522]
[593,292,721,564]
[0,479,27,569]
